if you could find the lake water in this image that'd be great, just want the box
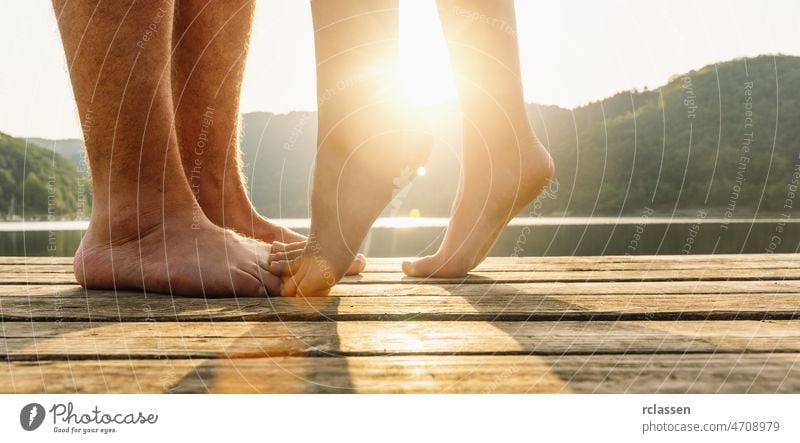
[2,217,798,257]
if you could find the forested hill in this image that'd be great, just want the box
[239,55,800,218]
[16,55,800,219]
[0,132,88,220]
[529,54,800,216]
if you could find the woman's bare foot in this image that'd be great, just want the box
[195,189,367,276]
[402,129,554,278]
[266,0,427,296]
[269,105,430,297]
[400,0,554,278]
[74,210,280,298]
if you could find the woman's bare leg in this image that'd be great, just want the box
[403,0,554,277]
[270,0,428,296]
[55,0,278,297]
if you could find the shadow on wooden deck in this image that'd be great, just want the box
[2,254,800,393]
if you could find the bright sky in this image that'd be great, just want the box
[1,0,799,139]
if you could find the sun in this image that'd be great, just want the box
[398,0,458,106]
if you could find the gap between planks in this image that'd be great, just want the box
[0,293,799,322]
[4,280,800,297]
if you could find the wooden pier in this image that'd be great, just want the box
[1,254,800,393]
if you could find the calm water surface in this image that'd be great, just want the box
[2,217,798,257]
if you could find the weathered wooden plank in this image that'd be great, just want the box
[4,280,800,299]
[0,292,798,322]
[2,254,798,266]
[4,255,800,273]
[2,320,798,358]
[0,265,75,273]
[2,354,799,393]
[0,274,76,284]
[6,268,800,285]
[372,256,800,272]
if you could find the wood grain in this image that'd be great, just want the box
[2,354,799,393]
[2,320,798,359]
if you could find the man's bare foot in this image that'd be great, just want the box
[73,211,280,297]
[196,193,367,276]
[402,129,554,278]
[54,0,279,298]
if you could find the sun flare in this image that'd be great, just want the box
[398,0,458,106]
